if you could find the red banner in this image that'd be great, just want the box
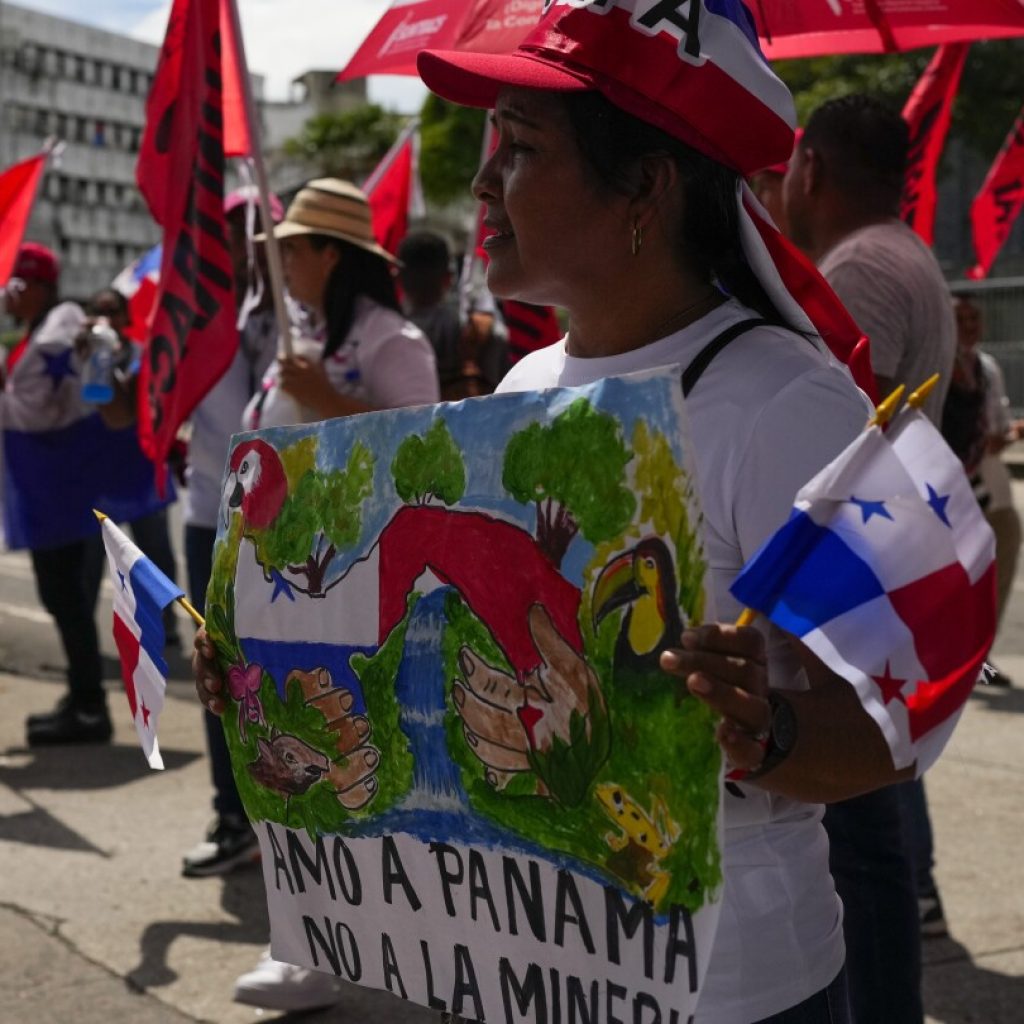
[365,127,419,256]
[339,0,543,80]
[751,0,1024,59]
[901,43,969,246]
[137,0,238,488]
[219,0,252,156]
[0,152,47,287]
[968,105,1024,279]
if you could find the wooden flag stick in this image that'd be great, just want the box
[734,380,914,629]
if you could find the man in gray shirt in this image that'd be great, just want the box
[785,95,957,1024]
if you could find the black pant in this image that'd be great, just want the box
[824,787,924,1024]
[30,536,105,710]
[185,523,245,819]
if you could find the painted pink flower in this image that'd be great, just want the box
[228,663,266,742]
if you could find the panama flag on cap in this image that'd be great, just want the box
[731,412,996,775]
[99,513,185,769]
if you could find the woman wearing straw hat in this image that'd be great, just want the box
[244,178,438,429]
[197,3,913,1020]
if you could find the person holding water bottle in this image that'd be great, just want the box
[1,244,172,745]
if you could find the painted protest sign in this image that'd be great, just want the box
[208,367,722,1021]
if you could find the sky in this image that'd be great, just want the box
[11,0,428,110]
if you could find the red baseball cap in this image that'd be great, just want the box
[418,0,796,176]
[12,242,59,284]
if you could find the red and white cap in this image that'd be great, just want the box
[418,0,876,399]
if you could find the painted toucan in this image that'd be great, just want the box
[222,438,288,530]
[592,538,685,672]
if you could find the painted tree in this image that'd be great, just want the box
[254,441,374,597]
[503,399,635,566]
[391,419,466,506]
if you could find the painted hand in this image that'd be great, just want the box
[660,623,772,776]
[452,604,607,797]
[289,668,380,810]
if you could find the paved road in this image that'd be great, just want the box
[0,496,1022,1023]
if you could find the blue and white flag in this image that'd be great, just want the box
[99,514,184,769]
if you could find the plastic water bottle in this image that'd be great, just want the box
[80,320,119,404]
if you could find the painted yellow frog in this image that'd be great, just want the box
[596,782,680,906]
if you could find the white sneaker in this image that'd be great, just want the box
[233,950,346,1011]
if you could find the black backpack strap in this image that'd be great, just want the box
[681,318,769,398]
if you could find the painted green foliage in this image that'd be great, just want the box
[391,419,467,506]
[631,420,707,625]
[503,398,636,565]
[251,440,374,596]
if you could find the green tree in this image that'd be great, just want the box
[503,399,635,566]
[418,94,487,206]
[776,40,1024,159]
[283,104,406,180]
[253,441,374,596]
[391,419,467,505]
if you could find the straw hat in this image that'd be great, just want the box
[258,178,395,263]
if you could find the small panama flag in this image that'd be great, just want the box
[731,386,996,777]
[96,511,187,769]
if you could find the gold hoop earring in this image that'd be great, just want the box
[631,221,643,257]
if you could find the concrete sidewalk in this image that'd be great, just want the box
[1,660,1022,1024]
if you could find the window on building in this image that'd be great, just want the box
[35,108,49,134]
[112,66,122,91]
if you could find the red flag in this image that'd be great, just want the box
[968,106,1024,279]
[218,0,251,156]
[901,44,969,246]
[136,0,238,488]
[501,300,563,364]
[339,0,543,80]
[0,152,48,287]
[365,126,419,256]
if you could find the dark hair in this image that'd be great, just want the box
[308,235,401,358]
[561,91,786,326]
[802,94,908,214]
[397,230,452,274]
[86,287,129,317]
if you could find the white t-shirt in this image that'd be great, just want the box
[819,220,955,426]
[184,309,279,528]
[498,298,872,1023]
[2,302,89,433]
[243,296,439,431]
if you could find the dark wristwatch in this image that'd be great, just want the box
[746,692,797,780]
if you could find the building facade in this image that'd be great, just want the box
[0,2,165,300]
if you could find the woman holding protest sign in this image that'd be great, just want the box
[195,3,915,1021]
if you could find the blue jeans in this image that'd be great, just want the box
[754,969,852,1024]
[185,523,245,820]
[824,787,924,1024]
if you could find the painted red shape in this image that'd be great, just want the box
[378,505,582,677]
